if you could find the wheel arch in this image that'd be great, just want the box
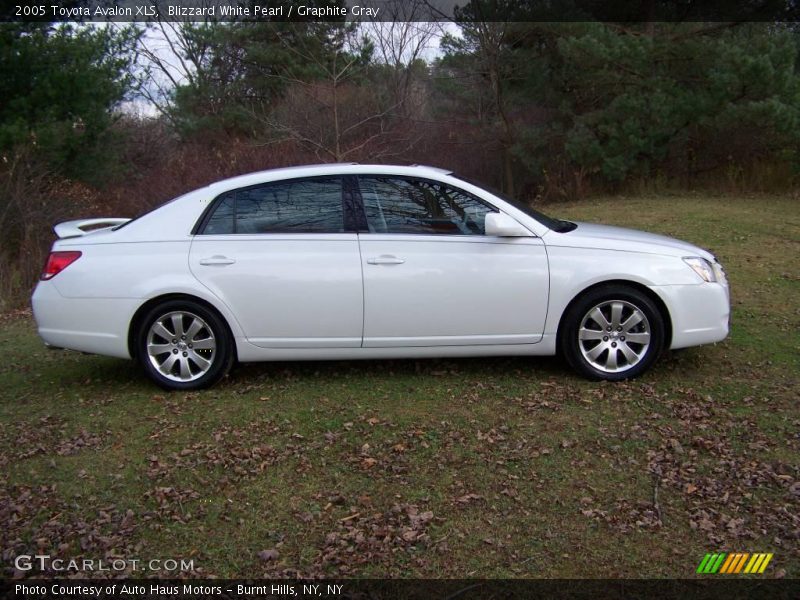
[556,279,673,351]
[128,293,238,361]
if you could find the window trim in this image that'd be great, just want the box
[354,174,498,237]
[192,175,356,236]
[343,175,368,232]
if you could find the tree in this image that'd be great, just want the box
[364,0,440,119]
[557,23,800,183]
[139,0,370,143]
[439,16,800,196]
[0,22,138,180]
[146,13,424,162]
[168,21,333,138]
[0,22,138,308]
[250,22,389,162]
[440,16,519,194]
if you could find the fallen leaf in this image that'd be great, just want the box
[455,493,482,505]
[257,549,279,562]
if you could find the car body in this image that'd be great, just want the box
[32,164,730,389]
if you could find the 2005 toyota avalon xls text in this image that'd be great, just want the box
[32,164,729,390]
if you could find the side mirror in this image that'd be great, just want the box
[485,212,531,237]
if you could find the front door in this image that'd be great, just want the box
[356,176,549,348]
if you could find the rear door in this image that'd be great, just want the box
[356,176,549,347]
[189,176,363,348]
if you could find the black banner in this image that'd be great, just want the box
[3,0,800,23]
[3,579,800,600]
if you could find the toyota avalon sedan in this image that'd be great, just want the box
[32,164,729,390]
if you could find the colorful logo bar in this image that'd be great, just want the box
[696,553,773,574]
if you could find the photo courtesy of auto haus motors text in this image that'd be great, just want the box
[12,583,344,598]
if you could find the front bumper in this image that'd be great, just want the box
[649,282,730,350]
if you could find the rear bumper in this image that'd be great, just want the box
[649,282,730,350]
[31,281,136,359]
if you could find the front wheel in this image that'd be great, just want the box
[559,286,665,381]
[136,300,234,390]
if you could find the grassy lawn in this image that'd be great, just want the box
[0,194,797,579]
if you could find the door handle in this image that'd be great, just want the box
[199,255,236,266]
[367,255,405,265]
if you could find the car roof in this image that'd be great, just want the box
[206,164,454,193]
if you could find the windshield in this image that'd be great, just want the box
[452,174,576,233]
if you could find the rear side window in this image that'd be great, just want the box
[358,177,494,235]
[201,177,344,234]
[203,193,235,234]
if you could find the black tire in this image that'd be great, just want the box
[559,285,665,381]
[136,299,234,390]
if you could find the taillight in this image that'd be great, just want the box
[41,251,82,280]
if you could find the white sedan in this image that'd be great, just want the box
[32,164,729,390]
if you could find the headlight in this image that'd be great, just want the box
[683,257,716,282]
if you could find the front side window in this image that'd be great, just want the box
[201,177,344,234]
[359,177,494,235]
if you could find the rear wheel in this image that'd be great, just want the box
[136,300,234,390]
[560,285,665,380]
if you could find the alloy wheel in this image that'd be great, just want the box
[578,300,651,373]
[146,311,217,382]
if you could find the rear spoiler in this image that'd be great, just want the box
[54,218,131,239]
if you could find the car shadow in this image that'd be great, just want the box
[75,348,694,391]
[227,354,571,385]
